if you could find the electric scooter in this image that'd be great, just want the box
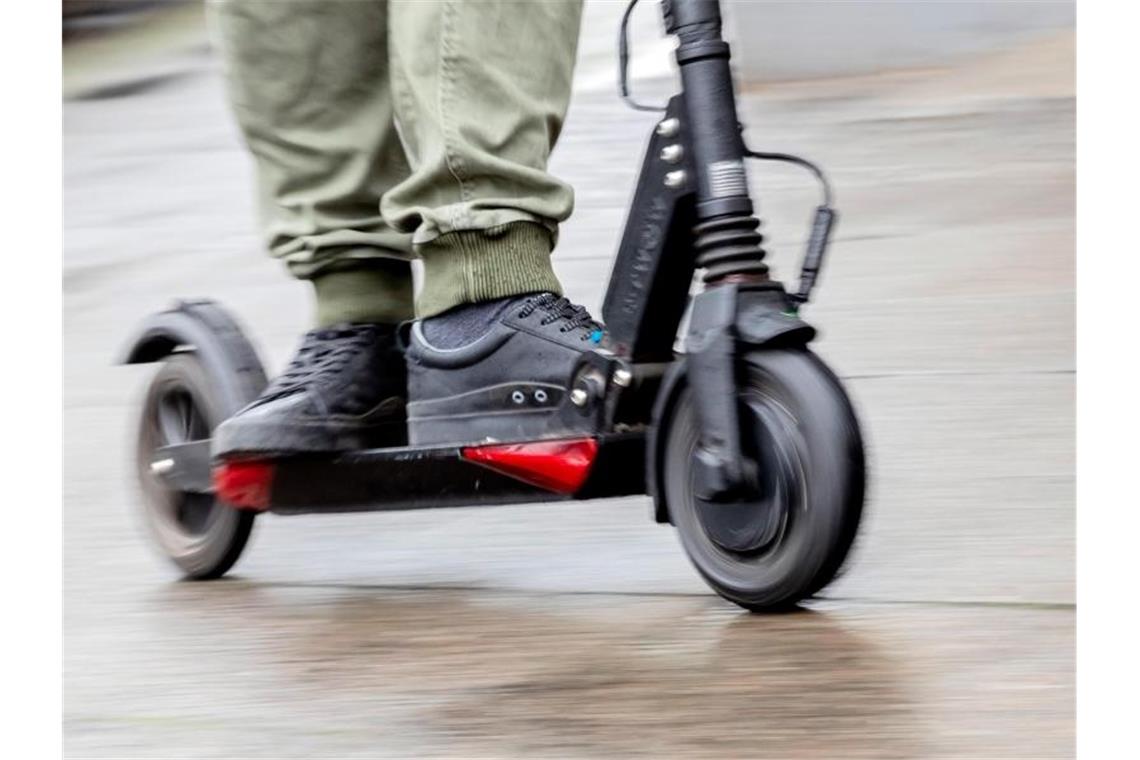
[121,0,866,612]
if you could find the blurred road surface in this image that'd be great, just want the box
[64,3,1074,757]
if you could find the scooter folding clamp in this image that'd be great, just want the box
[548,350,635,437]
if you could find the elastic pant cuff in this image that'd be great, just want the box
[310,260,414,327]
[416,222,563,318]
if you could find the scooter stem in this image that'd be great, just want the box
[662,0,769,283]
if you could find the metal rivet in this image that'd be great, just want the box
[150,458,174,475]
[656,117,680,137]
[511,390,526,404]
[570,388,589,407]
[613,368,633,388]
[534,389,548,403]
[664,170,687,189]
[660,144,684,163]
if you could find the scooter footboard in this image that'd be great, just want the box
[209,433,647,515]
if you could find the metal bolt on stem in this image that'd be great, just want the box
[664,170,687,189]
[656,117,680,137]
[660,144,684,163]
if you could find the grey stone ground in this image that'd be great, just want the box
[64,3,1073,757]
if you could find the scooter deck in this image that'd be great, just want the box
[159,432,648,515]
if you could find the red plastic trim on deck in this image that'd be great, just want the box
[212,460,275,511]
[461,438,599,494]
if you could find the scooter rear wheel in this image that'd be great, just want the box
[135,353,255,579]
[663,347,865,611]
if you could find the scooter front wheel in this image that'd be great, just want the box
[663,348,865,611]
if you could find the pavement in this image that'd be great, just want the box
[64,3,1074,757]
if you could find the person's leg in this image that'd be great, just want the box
[210,0,413,327]
[210,0,410,456]
[384,0,607,445]
[386,0,583,318]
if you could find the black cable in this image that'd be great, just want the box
[618,0,667,113]
[744,148,834,207]
[744,148,838,306]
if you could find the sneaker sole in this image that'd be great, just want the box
[408,408,561,446]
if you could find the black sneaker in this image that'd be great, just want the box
[405,293,605,445]
[213,323,406,458]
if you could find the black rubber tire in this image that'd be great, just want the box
[663,347,865,611]
[135,353,255,579]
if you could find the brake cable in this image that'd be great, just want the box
[618,0,667,112]
[744,148,838,306]
[745,149,834,208]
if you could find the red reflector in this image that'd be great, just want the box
[461,438,599,494]
[212,460,275,510]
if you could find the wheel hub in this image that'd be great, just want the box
[148,385,218,537]
[694,396,799,554]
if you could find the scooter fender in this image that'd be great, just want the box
[117,299,268,414]
[734,288,816,348]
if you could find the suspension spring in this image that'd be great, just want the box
[693,214,769,283]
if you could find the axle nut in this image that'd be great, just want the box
[613,368,633,387]
[569,388,589,407]
[150,458,174,475]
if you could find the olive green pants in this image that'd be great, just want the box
[209,0,583,324]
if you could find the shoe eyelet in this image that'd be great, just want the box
[510,390,526,405]
[534,389,548,403]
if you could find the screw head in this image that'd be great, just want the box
[664,170,687,189]
[612,368,633,387]
[569,388,589,407]
[656,117,680,137]
[660,144,684,164]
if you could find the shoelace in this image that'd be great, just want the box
[518,293,605,342]
[261,324,381,411]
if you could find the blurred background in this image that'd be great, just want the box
[64,0,1074,757]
